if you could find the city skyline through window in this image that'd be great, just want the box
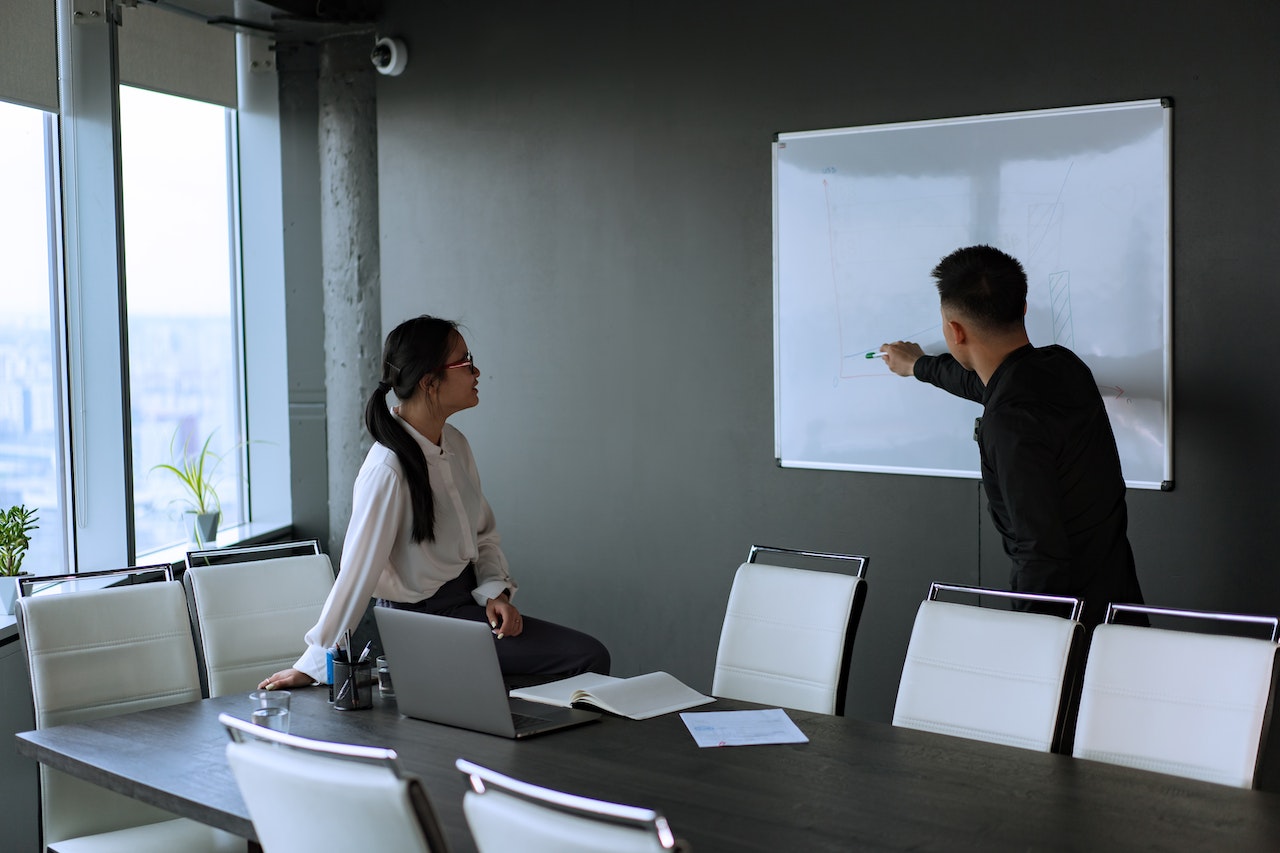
[0,100,69,578]
[120,85,246,555]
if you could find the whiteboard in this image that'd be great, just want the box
[773,99,1172,489]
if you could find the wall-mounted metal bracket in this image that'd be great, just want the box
[72,0,118,25]
[248,36,277,73]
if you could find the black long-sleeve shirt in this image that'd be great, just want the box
[914,344,1144,627]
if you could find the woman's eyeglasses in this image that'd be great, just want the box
[443,352,475,370]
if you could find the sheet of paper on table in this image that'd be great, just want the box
[679,708,809,748]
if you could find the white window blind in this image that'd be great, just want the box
[0,0,59,111]
[119,3,237,109]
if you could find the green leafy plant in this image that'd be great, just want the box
[0,505,39,577]
[151,430,226,517]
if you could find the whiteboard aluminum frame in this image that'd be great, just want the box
[772,98,1173,490]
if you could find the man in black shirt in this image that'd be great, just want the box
[880,245,1144,628]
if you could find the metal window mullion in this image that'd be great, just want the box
[238,36,294,534]
[226,106,250,527]
[44,111,75,572]
[59,0,135,569]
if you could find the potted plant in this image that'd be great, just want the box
[152,430,226,546]
[0,504,38,616]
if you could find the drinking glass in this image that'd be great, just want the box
[376,655,395,699]
[249,689,291,732]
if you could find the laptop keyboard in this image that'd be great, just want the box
[512,712,548,729]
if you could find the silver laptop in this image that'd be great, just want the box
[374,606,601,738]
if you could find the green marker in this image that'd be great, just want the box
[865,351,887,359]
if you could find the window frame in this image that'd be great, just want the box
[53,5,293,573]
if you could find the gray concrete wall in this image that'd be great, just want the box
[369,0,1280,722]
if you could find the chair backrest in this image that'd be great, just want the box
[892,583,1084,753]
[1072,604,1280,788]
[185,538,322,569]
[182,546,335,696]
[221,713,447,853]
[16,564,175,599]
[16,570,206,844]
[712,545,868,715]
[456,759,682,853]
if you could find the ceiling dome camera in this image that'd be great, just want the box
[371,37,408,76]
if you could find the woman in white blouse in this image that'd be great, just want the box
[259,315,610,690]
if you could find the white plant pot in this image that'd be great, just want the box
[0,575,24,616]
[188,511,221,546]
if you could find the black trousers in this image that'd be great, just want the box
[380,565,610,679]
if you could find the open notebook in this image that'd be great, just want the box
[510,671,714,720]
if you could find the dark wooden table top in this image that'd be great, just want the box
[17,687,1280,852]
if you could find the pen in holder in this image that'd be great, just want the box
[332,658,374,711]
[326,646,337,703]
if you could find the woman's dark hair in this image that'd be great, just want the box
[364,315,459,543]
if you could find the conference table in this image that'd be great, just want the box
[15,687,1280,852]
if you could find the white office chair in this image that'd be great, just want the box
[1073,603,1280,788]
[711,545,868,715]
[182,540,335,696]
[221,713,448,853]
[456,759,686,853]
[16,567,245,853]
[892,583,1084,753]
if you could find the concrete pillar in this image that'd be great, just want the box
[318,35,380,560]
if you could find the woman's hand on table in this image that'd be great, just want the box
[258,668,315,691]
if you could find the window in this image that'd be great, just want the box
[0,7,292,582]
[0,100,70,578]
[119,86,246,555]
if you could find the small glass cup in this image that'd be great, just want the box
[249,689,291,732]
[376,655,395,699]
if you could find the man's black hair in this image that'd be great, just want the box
[932,245,1028,331]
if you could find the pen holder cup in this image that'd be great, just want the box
[332,659,374,711]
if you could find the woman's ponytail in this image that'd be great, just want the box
[365,316,458,542]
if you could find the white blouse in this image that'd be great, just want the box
[294,416,515,682]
